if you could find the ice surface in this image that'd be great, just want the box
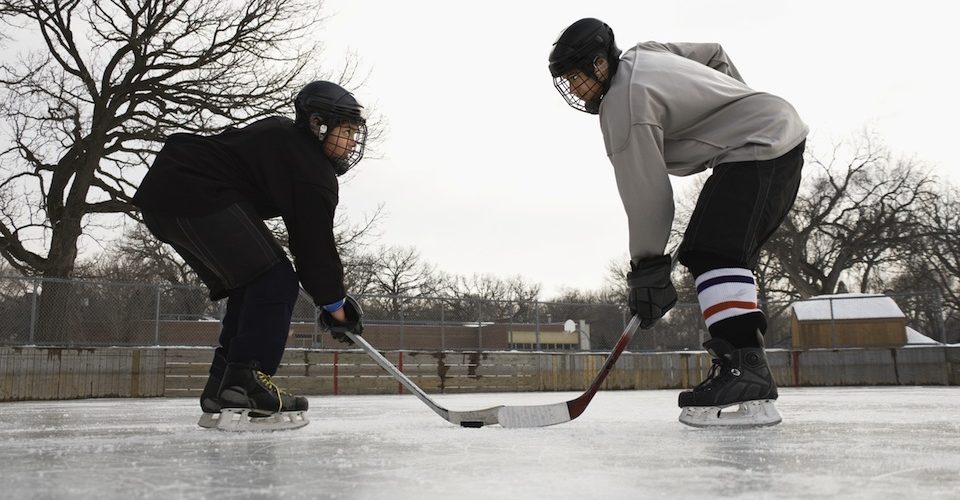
[1,388,959,499]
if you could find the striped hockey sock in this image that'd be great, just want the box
[696,268,761,335]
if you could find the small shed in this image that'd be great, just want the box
[790,293,907,348]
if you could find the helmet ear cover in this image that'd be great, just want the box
[309,114,330,137]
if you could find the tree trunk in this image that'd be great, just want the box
[34,217,83,344]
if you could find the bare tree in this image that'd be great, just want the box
[371,246,437,299]
[656,135,953,346]
[82,222,197,284]
[763,132,939,299]
[364,245,449,321]
[0,0,378,341]
[601,257,629,302]
[440,273,541,323]
[0,0,368,278]
[924,185,960,315]
[885,182,960,342]
[353,245,441,321]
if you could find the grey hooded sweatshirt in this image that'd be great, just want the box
[599,42,808,262]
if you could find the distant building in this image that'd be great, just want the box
[289,321,589,351]
[790,294,907,348]
[508,320,590,351]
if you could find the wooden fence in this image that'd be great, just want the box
[2,345,959,402]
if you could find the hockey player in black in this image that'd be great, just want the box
[548,19,807,427]
[134,81,366,431]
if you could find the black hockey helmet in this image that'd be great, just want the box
[548,18,621,114]
[294,81,368,175]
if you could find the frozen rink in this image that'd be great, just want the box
[2,387,959,499]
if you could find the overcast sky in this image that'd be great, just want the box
[317,1,959,297]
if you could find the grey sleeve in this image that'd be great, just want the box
[608,123,674,262]
[658,42,745,84]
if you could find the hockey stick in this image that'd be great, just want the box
[489,252,678,426]
[493,314,641,427]
[342,314,641,428]
[343,331,504,427]
[313,249,670,427]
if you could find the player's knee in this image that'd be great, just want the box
[274,259,300,305]
[249,259,299,305]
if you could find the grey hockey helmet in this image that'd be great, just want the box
[294,81,368,175]
[548,18,621,114]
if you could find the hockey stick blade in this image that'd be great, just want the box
[496,315,641,428]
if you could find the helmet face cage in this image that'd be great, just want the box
[323,118,368,175]
[552,65,604,114]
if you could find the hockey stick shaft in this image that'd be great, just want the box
[302,289,501,426]
[344,331,504,427]
[344,331,449,419]
[565,315,641,418]
[297,288,433,404]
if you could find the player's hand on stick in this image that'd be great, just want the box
[626,255,677,329]
[317,295,364,345]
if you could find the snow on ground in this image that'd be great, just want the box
[1,388,959,500]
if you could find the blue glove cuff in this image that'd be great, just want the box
[322,298,346,312]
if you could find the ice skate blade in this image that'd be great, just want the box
[197,412,220,429]
[679,399,781,428]
[212,409,309,432]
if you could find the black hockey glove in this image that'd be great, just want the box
[626,255,677,329]
[317,295,364,345]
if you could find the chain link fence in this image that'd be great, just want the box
[0,276,949,351]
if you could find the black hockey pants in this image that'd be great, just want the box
[677,141,805,347]
[141,203,299,375]
[678,141,805,276]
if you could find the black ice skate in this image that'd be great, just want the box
[197,351,227,429]
[213,361,309,431]
[678,337,781,428]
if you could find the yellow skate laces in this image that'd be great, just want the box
[256,370,287,414]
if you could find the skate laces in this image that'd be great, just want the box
[695,357,727,391]
[256,370,286,413]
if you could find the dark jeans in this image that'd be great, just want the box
[678,141,805,277]
[142,203,299,375]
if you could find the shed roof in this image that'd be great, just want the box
[791,293,905,321]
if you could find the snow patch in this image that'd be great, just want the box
[791,293,905,321]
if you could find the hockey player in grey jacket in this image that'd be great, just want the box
[549,18,807,427]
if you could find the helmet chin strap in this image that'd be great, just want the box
[599,58,618,95]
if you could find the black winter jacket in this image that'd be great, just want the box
[133,117,344,305]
